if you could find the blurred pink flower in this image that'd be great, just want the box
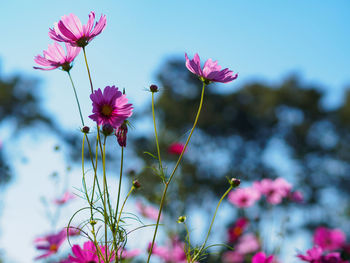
[89,86,133,129]
[54,191,75,205]
[34,229,66,260]
[185,53,238,84]
[297,246,348,263]
[148,237,190,263]
[168,142,185,155]
[68,241,114,263]
[117,248,141,259]
[235,233,260,255]
[253,178,292,205]
[313,227,346,251]
[34,42,80,71]
[49,12,106,47]
[228,187,260,208]
[290,190,304,203]
[227,217,249,243]
[252,252,274,263]
[136,201,160,221]
[222,251,244,263]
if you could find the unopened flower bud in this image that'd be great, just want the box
[82,126,90,133]
[150,84,159,93]
[90,220,97,226]
[102,124,114,136]
[132,180,141,189]
[229,178,241,188]
[116,123,128,147]
[177,216,186,223]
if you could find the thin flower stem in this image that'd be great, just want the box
[152,92,163,175]
[82,47,94,94]
[191,185,233,262]
[146,83,206,263]
[102,137,109,263]
[67,71,85,126]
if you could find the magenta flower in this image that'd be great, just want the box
[185,53,238,84]
[116,122,128,147]
[252,252,274,263]
[227,217,249,243]
[49,12,106,47]
[136,200,161,221]
[290,190,304,203]
[228,187,260,208]
[168,142,185,155]
[34,42,80,71]
[89,86,133,129]
[54,191,75,205]
[313,227,346,251]
[34,229,66,260]
[297,246,349,263]
[68,241,114,263]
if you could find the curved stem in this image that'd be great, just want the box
[82,47,94,94]
[146,83,206,263]
[152,92,163,175]
[67,71,85,126]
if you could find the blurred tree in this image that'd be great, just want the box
[131,58,350,241]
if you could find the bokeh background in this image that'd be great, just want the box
[0,0,349,262]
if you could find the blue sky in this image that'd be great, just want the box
[0,0,350,262]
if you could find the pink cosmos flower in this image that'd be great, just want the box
[313,227,346,251]
[290,190,304,203]
[185,53,238,84]
[222,251,244,263]
[235,233,260,255]
[168,142,185,155]
[34,229,66,260]
[253,178,292,205]
[227,217,249,243]
[136,201,160,221]
[117,248,141,259]
[252,252,274,263]
[54,191,75,205]
[228,187,261,208]
[89,86,133,129]
[34,42,80,71]
[297,246,349,263]
[49,12,106,47]
[68,241,114,263]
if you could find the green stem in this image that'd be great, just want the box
[102,137,109,263]
[152,92,163,175]
[191,185,233,262]
[146,83,206,263]
[83,47,94,94]
[67,71,85,126]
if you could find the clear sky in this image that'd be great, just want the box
[0,0,349,262]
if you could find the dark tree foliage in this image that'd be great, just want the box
[132,58,350,231]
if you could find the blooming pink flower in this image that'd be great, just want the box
[253,178,292,205]
[185,53,238,84]
[89,86,133,129]
[49,12,106,47]
[34,229,66,260]
[148,237,191,263]
[168,142,185,155]
[252,252,274,263]
[222,251,244,263]
[54,191,75,205]
[34,42,80,71]
[228,187,260,208]
[227,217,249,243]
[235,233,260,255]
[313,227,346,251]
[136,201,160,221]
[68,241,114,263]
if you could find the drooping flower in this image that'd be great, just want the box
[54,191,75,205]
[252,252,274,263]
[313,227,346,251]
[34,230,66,260]
[68,241,114,263]
[228,187,261,208]
[89,86,133,129]
[185,53,238,84]
[136,201,160,221]
[49,12,106,47]
[228,217,249,243]
[116,122,128,147]
[34,42,80,71]
[168,142,185,155]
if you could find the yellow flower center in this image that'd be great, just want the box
[49,244,58,252]
[101,105,113,116]
[233,226,243,236]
